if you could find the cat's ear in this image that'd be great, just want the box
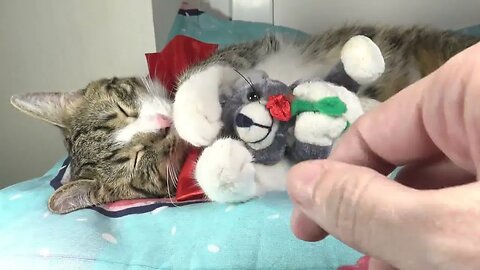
[10,91,83,128]
[48,179,97,214]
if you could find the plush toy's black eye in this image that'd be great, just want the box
[247,91,260,102]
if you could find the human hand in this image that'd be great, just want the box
[287,42,480,270]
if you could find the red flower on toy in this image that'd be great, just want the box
[266,94,293,121]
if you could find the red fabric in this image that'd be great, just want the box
[145,35,218,93]
[266,94,293,122]
[175,148,205,201]
[145,35,218,201]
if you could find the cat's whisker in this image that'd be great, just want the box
[165,162,178,207]
[168,147,180,189]
[168,160,179,189]
[142,74,169,103]
[233,68,258,93]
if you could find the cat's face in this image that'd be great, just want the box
[11,77,188,214]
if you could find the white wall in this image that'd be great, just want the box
[0,0,156,188]
[152,0,182,51]
[231,0,480,32]
[272,0,480,33]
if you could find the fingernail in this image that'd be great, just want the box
[288,162,325,208]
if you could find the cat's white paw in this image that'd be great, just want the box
[195,138,258,203]
[173,66,226,147]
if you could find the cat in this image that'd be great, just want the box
[173,25,480,203]
[11,77,189,214]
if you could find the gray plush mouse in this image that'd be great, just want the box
[219,70,335,165]
[194,35,384,203]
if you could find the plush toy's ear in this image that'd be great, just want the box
[48,179,98,214]
[341,35,385,84]
[325,35,385,92]
[10,91,83,128]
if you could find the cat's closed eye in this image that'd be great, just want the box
[133,149,144,169]
[116,103,137,118]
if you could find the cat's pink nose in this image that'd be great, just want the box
[156,114,171,129]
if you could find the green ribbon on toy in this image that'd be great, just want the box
[291,96,347,117]
[266,95,351,132]
[291,96,350,133]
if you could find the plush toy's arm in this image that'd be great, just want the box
[325,35,385,92]
[195,137,291,202]
[195,138,259,202]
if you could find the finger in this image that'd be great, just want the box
[330,73,439,172]
[395,156,475,189]
[291,207,328,241]
[287,159,423,268]
[330,43,480,174]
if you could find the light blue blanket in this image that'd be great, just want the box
[0,158,361,269]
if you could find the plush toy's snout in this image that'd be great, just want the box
[235,102,277,148]
[235,113,255,128]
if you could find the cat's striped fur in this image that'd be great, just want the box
[181,25,480,101]
[11,77,188,213]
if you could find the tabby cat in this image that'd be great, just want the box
[11,25,479,213]
[173,25,480,202]
[11,77,188,214]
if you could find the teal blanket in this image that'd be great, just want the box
[0,158,361,269]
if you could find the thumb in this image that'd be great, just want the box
[287,160,422,264]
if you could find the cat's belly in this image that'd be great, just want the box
[253,46,332,85]
[254,158,292,193]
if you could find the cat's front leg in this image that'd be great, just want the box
[195,138,261,203]
[173,65,237,147]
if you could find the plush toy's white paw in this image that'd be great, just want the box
[173,65,226,147]
[195,138,258,203]
[295,112,347,146]
[341,35,385,85]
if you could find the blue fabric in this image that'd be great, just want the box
[458,24,480,37]
[167,9,309,48]
[0,158,362,270]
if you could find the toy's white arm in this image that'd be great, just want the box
[292,80,366,147]
[195,138,259,202]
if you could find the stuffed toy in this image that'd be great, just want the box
[195,35,385,202]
